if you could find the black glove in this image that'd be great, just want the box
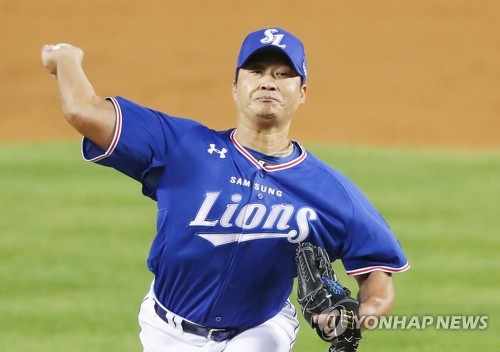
[295,242,362,352]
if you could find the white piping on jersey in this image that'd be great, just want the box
[230,130,307,172]
[82,96,123,163]
[346,262,411,276]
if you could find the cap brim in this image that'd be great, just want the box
[238,46,303,80]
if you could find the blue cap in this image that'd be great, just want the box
[236,27,307,82]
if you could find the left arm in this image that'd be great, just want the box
[354,270,395,331]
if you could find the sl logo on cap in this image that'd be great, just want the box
[260,29,286,49]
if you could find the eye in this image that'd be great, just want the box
[242,66,263,75]
[276,71,291,78]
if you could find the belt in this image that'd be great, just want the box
[154,302,239,342]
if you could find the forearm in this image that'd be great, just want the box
[42,44,115,149]
[55,56,100,125]
[356,271,395,330]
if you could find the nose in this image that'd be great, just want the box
[259,79,278,91]
[257,68,279,90]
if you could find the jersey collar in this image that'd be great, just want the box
[230,129,307,172]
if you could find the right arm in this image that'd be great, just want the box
[41,43,115,150]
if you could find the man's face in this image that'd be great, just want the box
[232,51,307,129]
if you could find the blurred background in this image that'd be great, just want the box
[1,0,499,149]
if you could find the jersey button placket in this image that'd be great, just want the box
[257,169,265,199]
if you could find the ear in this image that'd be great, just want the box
[299,84,307,104]
[232,79,238,101]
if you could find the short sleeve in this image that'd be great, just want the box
[336,175,410,276]
[82,96,200,199]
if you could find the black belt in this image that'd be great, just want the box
[154,302,240,342]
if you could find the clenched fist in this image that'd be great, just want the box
[41,43,83,77]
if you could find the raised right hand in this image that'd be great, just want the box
[41,43,83,78]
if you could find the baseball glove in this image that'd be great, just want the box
[295,242,362,352]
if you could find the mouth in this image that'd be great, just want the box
[254,95,281,103]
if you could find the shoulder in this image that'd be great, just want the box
[303,149,360,193]
[109,95,214,133]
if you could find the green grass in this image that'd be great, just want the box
[1,141,498,351]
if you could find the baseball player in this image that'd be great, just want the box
[41,28,409,351]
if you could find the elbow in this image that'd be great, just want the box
[62,104,81,125]
[59,97,115,149]
[375,289,395,317]
[375,278,396,317]
[360,290,395,319]
[61,98,98,132]
[360,291,395,332]
[62,105,87,131]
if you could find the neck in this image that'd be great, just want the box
[234,126,292,156]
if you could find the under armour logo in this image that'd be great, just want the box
[260,28,286,49]
[207,144,227,158]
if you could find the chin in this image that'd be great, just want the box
[255,106,279,118]
[256,111,278,120]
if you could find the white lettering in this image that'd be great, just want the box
[190,192,318,246]
[235,204,267,229]
[261,29,275,44]
[406,316,421,329]
[479,316,488,330]
[220,194,243,227]
[436,316,449,329]
[289,208,317,242]
[450,316,461,330]
[254,183,281,196]
[189,192,220,226]
[230,176,283,197]
[263,205,293,230]
[377,316,392,329]
[392,316,407,329]
[461,316,482,330]
[422,316,434,328]
[342,315,488,330]
[230,177,251,187]
[260,28,286,49]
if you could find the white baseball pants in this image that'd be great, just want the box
[138,282,299,352]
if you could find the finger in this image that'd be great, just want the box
[327,314,335,328]
[41,45,61,77]
[41,43,72,54]
[51,43,72,50]
[41,44,53,56]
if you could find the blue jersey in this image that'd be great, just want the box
[82,96,409,330]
